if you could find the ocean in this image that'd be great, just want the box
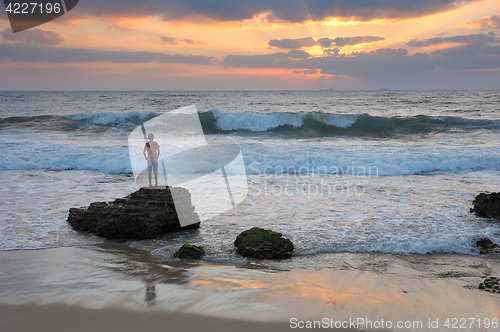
[1,90,499,262]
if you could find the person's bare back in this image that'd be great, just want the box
[144,140,160,159]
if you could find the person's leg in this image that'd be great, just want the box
[147,161,153,187]
[153,160,159,186]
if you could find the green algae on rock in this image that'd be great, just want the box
[234,227,294,260]
[174,243,205,259]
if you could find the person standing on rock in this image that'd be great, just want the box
[143,133,160,187]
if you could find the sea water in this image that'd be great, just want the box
[0,91,499,262]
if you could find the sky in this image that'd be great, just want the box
[0,0,499,90]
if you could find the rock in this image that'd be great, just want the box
[67,187,200,239]
[478,277,500,293]
[174,243,205,259]
[470,192,500,221]
[234,227,294,260]
[476,238,500,254]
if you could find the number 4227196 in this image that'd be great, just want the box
[5,2,61,14]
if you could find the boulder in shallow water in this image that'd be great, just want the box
[470,192,500,221]
[234,227,294,259]
[67,187,200,239]
[174,243,205,259]
[476,238,500,254]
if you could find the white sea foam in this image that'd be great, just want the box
[0,138,499,176]
[67,111,158,127]
[211,109,305,131]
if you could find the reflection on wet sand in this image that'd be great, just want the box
[1,243,499,326]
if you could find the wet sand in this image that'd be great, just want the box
[0,243,499,331]
[0,303,298,332]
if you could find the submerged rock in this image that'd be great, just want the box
[67,187,200,239]
[471,192,500,221]
[234,227,294,260]
[174,243,205,259]
[476,238,500,254]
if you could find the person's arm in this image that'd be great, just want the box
[143,144,147,159]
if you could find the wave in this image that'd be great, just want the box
[199,110,500,136]
[0,111,159,132]
[0,141,132,174]
[1,140,499,176]
[2,110,499,137]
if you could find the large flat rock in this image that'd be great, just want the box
[67,187,200,239]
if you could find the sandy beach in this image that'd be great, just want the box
[1,243,499,331]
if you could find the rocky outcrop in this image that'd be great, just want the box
[234,227,294,260]
[174,243,205,259]
[476,238,500,254]
[471,192,500,221]
[67,187,200,239]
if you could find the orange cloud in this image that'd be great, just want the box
[460,14,500,29]
[0,28,65,45]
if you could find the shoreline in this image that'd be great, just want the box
[0,243,499,331]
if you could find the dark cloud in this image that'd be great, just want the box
[269,36,385,49]
[407,32,497,47]
[317,37,333,48]
[431,43,500,57]
[299,49,500,88]
[462,14,500,29]
[294,69,320,74]
[321,36,386,47]
[223,48,409,68]
[351,48,408,57]
[74,0,477,23]
[323,48,342,56]
[222,49,311,67]
[268,37,317,49]
[220,42,500,89]
[286,49,312,59]
[0,28,65,45]
[0,44,214,64]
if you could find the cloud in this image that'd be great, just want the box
[0,44,214,64]
[220,42,500,89]
[159,36,179,45]
[268,37,317,49]
[461,14,500,29]
[223,48,409,68]
[269,36,385,49]
[431,43,500,57]
[294,69,320,74]
[159,36,207,45]
[350,48,408,57]
[287,49,312,59]
[318,36,385,47]
[0,28,65,45]
[222,49,311,67]
[323,48,342,56]
[74,0,478,23]
[407,32,498,47]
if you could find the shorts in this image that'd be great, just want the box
[147,158,158,174]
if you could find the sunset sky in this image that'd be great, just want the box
[1,0,499,90]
